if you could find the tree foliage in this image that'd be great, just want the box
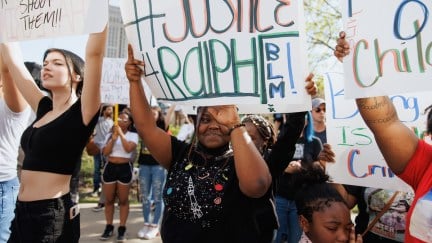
[304,0,342,97]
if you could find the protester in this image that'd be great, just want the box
[1,25,107,242]
[126,43,276,242]
[274,111,323,243]
[335,31,432,243]
[136,104,173,240]
[0,52,32,242]
[176,113,196,143]
[295,166,362,243]
[99,110,138,242]
[93,104,114,195]
[311,98,327,144]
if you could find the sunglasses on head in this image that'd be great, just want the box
[314,107,326,113]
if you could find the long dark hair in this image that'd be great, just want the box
[43,48,85,98]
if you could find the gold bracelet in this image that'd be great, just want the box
[228,123,245,135]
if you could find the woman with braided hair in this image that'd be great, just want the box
[240,74,318,242]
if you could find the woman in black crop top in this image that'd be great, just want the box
[0,25,108,242]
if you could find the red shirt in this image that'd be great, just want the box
[399,139,432,243]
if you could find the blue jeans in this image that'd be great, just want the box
[139,164,166,224]
[93,153,103,191]
[274,196,302,243]
[0,177,19,242]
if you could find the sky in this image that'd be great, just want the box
[20,0,119,63]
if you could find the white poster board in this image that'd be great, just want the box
[324,71,432,192]
[341,0,432,98]
[0,0,108,42]
[101,58,154,105]
[120,0,311,114]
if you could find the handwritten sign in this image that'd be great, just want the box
[120,0,311,113]
[341,0,432,98]
[0,0,108,42]
[324,71,432,192]
[101,58,154,105]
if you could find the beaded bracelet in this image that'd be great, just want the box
[228,123,246,135]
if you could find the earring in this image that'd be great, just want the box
[299,215,309,232]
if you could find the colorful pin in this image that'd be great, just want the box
[185,163,193,170]
[214,197,222,204]
[214,184,223,191]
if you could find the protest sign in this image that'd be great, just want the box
[101,57,154,105]
[120,0,311,113]
[341,0,432,98]
[324,71,432,192]
[0,0,108,42]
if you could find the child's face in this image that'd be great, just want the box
[304,201,353,243]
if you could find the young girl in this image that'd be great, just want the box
[295,166,363,243]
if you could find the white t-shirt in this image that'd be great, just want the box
[176,123,194,143]
[103,131,139,159]
[0,99,31,181]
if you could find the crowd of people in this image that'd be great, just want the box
[0,7,430,243]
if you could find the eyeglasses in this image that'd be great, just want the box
[314,107,326,113]
[117,118,129,122]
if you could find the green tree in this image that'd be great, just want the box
[304,0,343,97]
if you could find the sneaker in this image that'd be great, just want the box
[92,203,104,212]
[117,226,126,242]
[99,224,114,241]
[137,223,150,238]
[143,224,159,240]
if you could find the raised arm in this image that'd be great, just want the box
[355,97,418,173]
[0,55,28,112]
[208,105,271,198]
[81,25,108,124]
[335,31,418,174]
[125,44,172,169]
[0,43,44,111]
[164,104,176,130]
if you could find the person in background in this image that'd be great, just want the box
[99,110,138,242]
[92,104,114,212]
[335,31,431,243]
[0,50,32,242]
[176,113,196,143]
[274,111,323,243]
[1,25,107,242]
[295,166,362,243]
[311,98,327,144]
[136,104,174,240]
[93,104,114,195]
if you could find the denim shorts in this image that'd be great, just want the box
[8,193,79,243]
[102,162,133,185]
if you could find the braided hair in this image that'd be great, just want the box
[294,165,346,223]
[241,114,276,154]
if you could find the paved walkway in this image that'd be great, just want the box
[80,203,162,243]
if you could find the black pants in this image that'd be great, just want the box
[8,193,80,243]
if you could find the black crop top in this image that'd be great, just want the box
[21,96,99,175]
